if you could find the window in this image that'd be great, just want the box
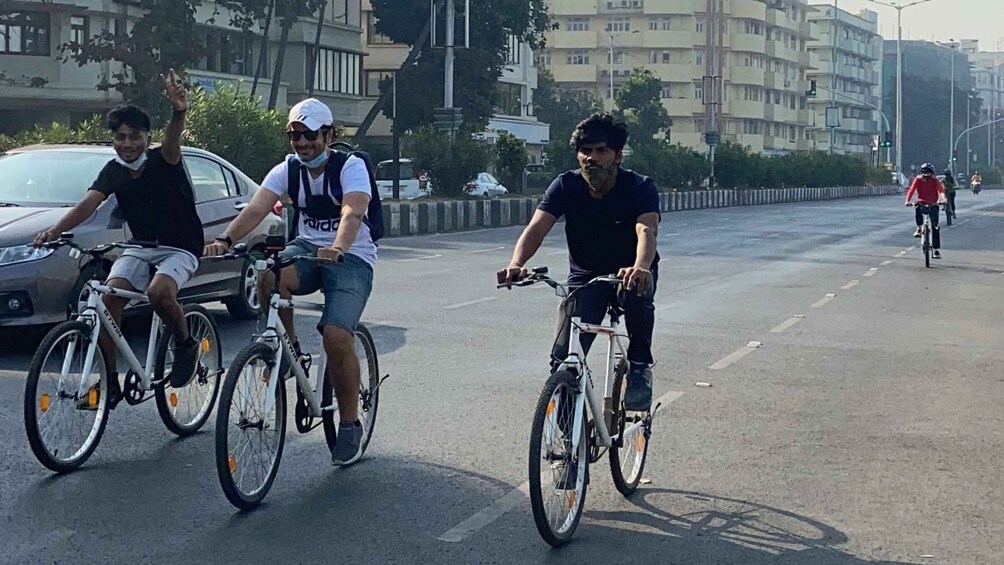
[695,49,704,66]
[608,50,625,65]
[661,16,672,31]
[507,35,521,65]
[649,49,658,64]
[695,83,704,101]
[694,118,705,132]
[535,50,551,67]
[649,17,658,31]
[662,50,671,64]
[310,47,362,95]
[194,27,257,76]
[567,17,590,31]
[69,16,88,47]
[567,50,590,65]
[0,12,50,55]
[695,16,704,33]
[495,82,522,116]
[606,17,630,32]
[328,0,362,28]
[367,12,393,44]
[661,83,671,98]
[186,157,231,202]
[744,19,762,35]
[365,70,393,97]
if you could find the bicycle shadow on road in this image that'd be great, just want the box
[553,488,928,565]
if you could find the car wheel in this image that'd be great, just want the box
[67,261,109,318]
[224,254,262,320]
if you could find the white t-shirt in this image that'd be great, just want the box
[261,154,377,267]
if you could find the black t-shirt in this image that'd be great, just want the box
[539,168,660,283]
[90,148,204,258]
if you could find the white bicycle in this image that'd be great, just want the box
[500,267,660,547]
[213,241,387,510]
[23,235,223,473]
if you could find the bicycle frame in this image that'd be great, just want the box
[72,280,161,397]
[257,293,330,418]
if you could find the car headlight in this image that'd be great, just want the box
[0,244,54,266]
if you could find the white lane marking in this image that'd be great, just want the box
[840,280,860,290]
[896,251,908,257]
[429,228,494,238]
[467,246,506,254]
[398,254,444,263]
[366,319,398,327]
[906,246,916,251]
[686,250,704,256]
[444,297,498,310]
[880,260,893,266]
[811,293,837,308]
[546,250,567,256]
[437,390,686,543]
[863,268,879,277]
[414,266,464,278]
[709,342,762,370]
[770,315,804,333]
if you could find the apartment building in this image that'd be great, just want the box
[806,3,883,160]
[359,0,549,161]
[0,0,367,134]
[542,0,818,155]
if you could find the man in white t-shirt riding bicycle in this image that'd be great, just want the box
[204,98,376,466]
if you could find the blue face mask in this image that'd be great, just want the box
[297,150,329,169]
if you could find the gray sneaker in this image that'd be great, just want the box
[331,422,363,466]
[624,365,653,412]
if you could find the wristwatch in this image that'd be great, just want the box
[215,235,233,247]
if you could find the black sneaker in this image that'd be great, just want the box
[331,421,363,466]
[624,364,653,412]
[913,227,922,238]
[75,374,122,411]
[169,338,200,388]
[933,250,942,259]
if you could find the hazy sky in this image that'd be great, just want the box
[817,0,1004,51]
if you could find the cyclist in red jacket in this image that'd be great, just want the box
[905,163,946,259]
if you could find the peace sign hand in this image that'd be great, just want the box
[160,68,188,112]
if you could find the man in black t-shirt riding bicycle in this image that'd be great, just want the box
[498,113,661,412]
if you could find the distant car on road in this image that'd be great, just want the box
[465,172,509,198]
[0,142,286,328]
[375,158,431,200]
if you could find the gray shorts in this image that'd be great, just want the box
[106,247,199,291]
[279,238,373,334]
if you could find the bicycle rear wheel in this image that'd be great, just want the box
[322,323,380,457]
[528,370,588,547]
[923,231,931,268]
[155,305,223,436]
[24,321,110,473]
[608,361,650,496]
[215,342,287,510]
[946,205,953,225]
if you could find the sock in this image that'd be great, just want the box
[353,420,361,428]
[108,371,119,390]
[178,336,197,348]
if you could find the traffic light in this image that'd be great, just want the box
[880,131,892,148]
[806,80,817,97]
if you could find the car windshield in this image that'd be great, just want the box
[0,150,110,206]
[375,161,414,181]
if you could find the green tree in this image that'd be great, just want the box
[368,0,553,133]
[494,131,529,193]
[532,70,602,174]
[405,124,494,198]
[614,69,671,147]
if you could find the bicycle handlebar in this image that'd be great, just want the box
[45,237,159,256]
[204,243,343,270]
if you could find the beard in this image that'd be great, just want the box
[582,163,617,191]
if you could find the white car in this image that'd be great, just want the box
[375,158,431,200]
[465,172,509,198]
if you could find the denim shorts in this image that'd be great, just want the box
[279,238,374,334]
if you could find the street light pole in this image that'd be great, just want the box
[608,32,615,112]
[869,0,936,182]
[829,0,839,155]
[967,91,973,177]
[949,42,955,169]
[953,116,1004,164]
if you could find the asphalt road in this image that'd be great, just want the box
[1,190,1002,565]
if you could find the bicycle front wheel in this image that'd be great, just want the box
[215,342,287,510]
[322,323,380,457]
[528,370,588,547]
[24,321,111,472]
[155,305,223,436]
[608,362,649,496]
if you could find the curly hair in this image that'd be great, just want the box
[569,112,630,152]
[106,104,152,132]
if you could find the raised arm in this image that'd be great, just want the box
[159,69,188,166]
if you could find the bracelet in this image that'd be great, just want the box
[215,235,232,247]
[332,246,345,255]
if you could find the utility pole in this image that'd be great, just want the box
[829,0,839,155]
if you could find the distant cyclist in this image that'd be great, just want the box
[942,169,958,219]
[905,163,946,259]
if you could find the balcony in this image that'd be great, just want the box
[551,64,600,83]
[730,33,767,54]
[648,63,700,82]
[728,100,767,119]
[729,66,766,86]
[644,31,699,49]
[663,97,705,117]
[604,30,646,48]
[642,0,701,15]
[551,31,598,50]
[731,0,767,21]
[598,0,647,15]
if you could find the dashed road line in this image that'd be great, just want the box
[840,280,860,290]
[444,297,498,310]
[467,246,506,254]
[770,315,804,334]
[709,341,762,370]
[863,268,879,277]
[880,260,893,266]
[810,293,837,308]
[398,254,443,263]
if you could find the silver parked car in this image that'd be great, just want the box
[0,142,285,327]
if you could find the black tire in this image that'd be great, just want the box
[923,233,931,268]
[155,305,223,436]
[608,361,650,496]
[322,324,380,456]
[215,342,287,510]
[24,321,111,473]
[528,370,588,547]
[945,206,952,226]
[224,255,263,320]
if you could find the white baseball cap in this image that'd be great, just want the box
[287,98,333,131]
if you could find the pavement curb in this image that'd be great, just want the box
[377,185,901,237]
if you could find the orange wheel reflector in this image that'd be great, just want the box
[636,433,645,452]
[567,491,576,508]
[263,373,271,385]
[228,454,237,474]
[546,399,555,416]
[169,392,179,407]
[88,389,98,408]
[201,338,211,353]
[39,394,51,413]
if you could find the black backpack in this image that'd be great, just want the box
[285,145,385,241]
